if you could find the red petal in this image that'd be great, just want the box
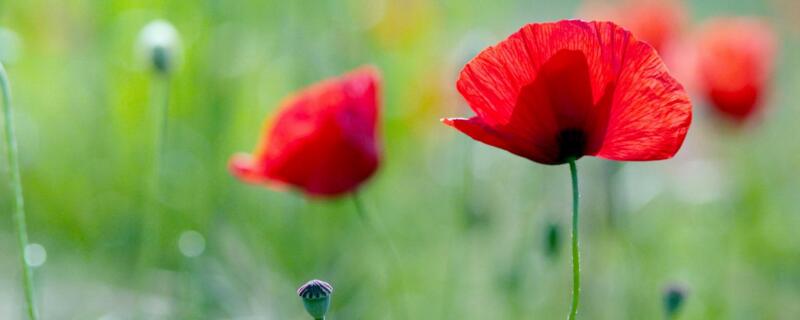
[504,49,597,163]
[446,50,606,164]
[594,41,692,161]
[229,153,263,183]
[457,21,632,125]
[442,117,561,164]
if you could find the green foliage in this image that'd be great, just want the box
[0,0,797,319]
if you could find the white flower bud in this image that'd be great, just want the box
[137,20,181,74]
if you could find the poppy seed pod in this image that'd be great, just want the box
[137,20,181,74]
[297,279,333,319]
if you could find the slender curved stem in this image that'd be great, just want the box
[567,158,581,320]
[0,63,39,319]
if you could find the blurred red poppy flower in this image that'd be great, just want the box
[695,18,777,122]
[443,20,692,165]
[230,67,381,197]
[579,0,687,54]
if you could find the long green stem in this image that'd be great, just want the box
[153,75,171,166]
[568,158,580,320]
[136,74,171,275]
[0,63,39,319]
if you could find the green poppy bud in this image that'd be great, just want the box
[545,222,561,257]
[663,283,688,318]
[297,279,333,320]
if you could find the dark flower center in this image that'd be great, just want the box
[557,128,587,161]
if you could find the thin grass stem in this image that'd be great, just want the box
[0,62,39,319]
[136,74,171,278]
[351,191,409,319]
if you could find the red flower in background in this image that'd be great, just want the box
[578,0,687,54]
[443,20,692,165]
[230,67,381,197]
[695,18,777,122]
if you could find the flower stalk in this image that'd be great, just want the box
[137,73,171,272]
[0,62,39,319]
[135,20,179,278]
[568,158,581,320]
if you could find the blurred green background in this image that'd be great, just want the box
[0,0,799,319]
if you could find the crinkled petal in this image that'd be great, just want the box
[594,42,691,160]
[456,21,632,126]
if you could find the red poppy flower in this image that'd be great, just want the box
[443,20,692,165]
[695,18,776,122]
[230,67,381,197]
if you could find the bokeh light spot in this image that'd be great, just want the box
[24,243,47,267]
[178,230,206,258]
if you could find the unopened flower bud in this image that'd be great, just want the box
[137,20,181,74]
[663,283,688,318]
[297,279,333,319]
[545,222,561,257]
